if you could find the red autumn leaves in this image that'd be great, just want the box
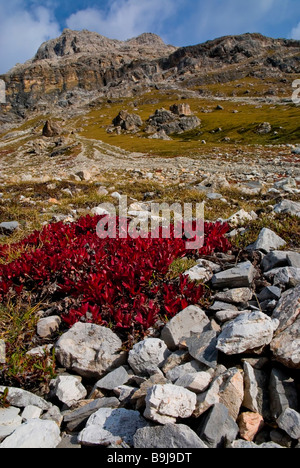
[0,215,230,339]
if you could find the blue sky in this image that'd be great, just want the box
[0,0,300,74]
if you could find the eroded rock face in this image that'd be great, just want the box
[146,108,201,135]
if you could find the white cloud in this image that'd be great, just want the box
[291,22,300,39]
[66,0,179,41]
[0,1,60,74]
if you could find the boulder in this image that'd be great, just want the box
[134,424,207,449]
[169,103,192,116]
[128,338,170,376]
[55,323,127,379]
[112,110,143,132]
[256,122,272,134]
[216,311,278,355]
[161,305,210,350]
[144,384,197,424]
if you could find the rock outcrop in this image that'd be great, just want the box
[1,30,299,119]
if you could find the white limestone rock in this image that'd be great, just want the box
[144,384,197,424]
[55,323,127,379]
[216,311,278,355]
[128,338,170,376]
[0,419,61,448]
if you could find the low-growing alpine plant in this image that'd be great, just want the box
[0,215,231,342]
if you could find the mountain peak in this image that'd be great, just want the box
[33,29,173,62]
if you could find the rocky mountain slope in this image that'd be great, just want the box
[1,30,299,121]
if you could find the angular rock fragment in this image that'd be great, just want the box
[50,375,87,407]
[277,408,300,440]
[197,403,239,448]
[273,199,300,217]
[212,261,256,289]
[128,338,170,376]
[184,330,218,369]
[0,386,51,411]
[0,419,61,448]
[78,408,148,447]
[144,384,196,424]
[0,407,22,442]
[161,305,210,350]
[237,412,264,442]
[36,316,61,338]
[214,287,253,304]
[64,398,119,432]
[195,367,244,420]
[216,311,278,355]
[94,366,129,391]
[269,368,298,420]
[243,362,270,418]
[134,424,207,449]
[264,267,300,287]
[246,228,286,254]
[270,285,300,369]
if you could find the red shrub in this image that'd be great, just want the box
[0,215,231,339]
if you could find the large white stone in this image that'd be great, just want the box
[128,338,170,376]
[0,407,22,442]
[0,419,61,448]
[216,311,278,355]
[55,323,127,379]
[50,375,87,407]
[144,384,196,424]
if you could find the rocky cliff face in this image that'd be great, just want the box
[1,30,299,119]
